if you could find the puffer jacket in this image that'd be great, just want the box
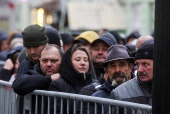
[110,77,152,114]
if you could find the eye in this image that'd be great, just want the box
[42,59,47,63]
[84,58,89,62]
[120,63,125,67]
[93,46,99,51]
[75,58,81,61]
[143,62,149,66]
[102,47,108,51]
[51,59,58,63]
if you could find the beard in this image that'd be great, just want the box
[27,54,39,63]
[111,72,127,86]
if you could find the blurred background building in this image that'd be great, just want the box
[0,0,154,36]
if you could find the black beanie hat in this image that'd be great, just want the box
[22,24,48,47]
[135,39,154,60]
[45,27,62,46]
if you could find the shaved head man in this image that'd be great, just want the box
[136,35,153,51]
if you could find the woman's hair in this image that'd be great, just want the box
[71,44,97,79]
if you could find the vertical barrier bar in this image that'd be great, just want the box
[101,104,104,114]
[73,100,76,114]
[54,97,57,114]
[35,95,38,114]
[60,98,63,114]
[41,96,44,114]
[23,94,32,114]
[80,101,83,114]
[67,99,70,114]
[48,96,50,114]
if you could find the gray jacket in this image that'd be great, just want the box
[110,77,152,114]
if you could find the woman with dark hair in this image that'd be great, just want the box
[49,44,96,113]
[0,46,23,82]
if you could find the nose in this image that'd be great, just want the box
[115,66,121,72]
[98,49,104,54]
[30,47,36,53]
[46,61,52,67]
[80,59,85,65]
[137,64,143,72]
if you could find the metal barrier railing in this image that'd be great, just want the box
[0,61,5,71]
[0,80,152,114]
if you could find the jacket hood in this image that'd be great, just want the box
[59,45,94,87]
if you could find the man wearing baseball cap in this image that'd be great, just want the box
[110,39,154,114]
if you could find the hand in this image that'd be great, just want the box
[51,73,60,81]
[3,59,14,70]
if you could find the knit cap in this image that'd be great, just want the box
[22,24,48,47]
[135,39,154,60]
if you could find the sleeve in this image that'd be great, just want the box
[12,71,52,96]
[0,68,13,81]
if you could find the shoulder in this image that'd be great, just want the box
[92,89,108,98]
[79,82,101,96]
[111,78,140,100]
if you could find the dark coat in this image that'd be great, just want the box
[12,63,52,96]
[0,68,13,81]
[90,79,116,114]
[49,45,94,114]
[12,63,52,114]
[16,58,36,78]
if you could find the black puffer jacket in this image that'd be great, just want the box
[49,45,95,114]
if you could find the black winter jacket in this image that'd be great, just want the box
[12,63,52,96]
[90,79,116,114]
[12,63,52,114]
[16,58,36,78]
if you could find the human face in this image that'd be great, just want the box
[39,47,61,76]
[15,59,19,74]
[106,60,133,85]
[135,59,153,82]
[1,40,9,51]
[25,44,46,62]
[91,42,109,63]
[72,50,89,73]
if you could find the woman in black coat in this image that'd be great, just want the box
[49,44,96,114]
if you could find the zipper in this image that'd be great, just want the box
[83,73,86,80]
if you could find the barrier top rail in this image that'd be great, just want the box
[0,80,152,112]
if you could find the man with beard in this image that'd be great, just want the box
[12,44,63,114]
[110,39,154,114]
[16,24,49,77]
[89,45,134,114]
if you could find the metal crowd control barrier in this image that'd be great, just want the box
[0,80,152,114]
[0,61,5,71]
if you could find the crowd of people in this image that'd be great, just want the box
[0,24,154,114]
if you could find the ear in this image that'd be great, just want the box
[105,67,109,73]
[129,63,134,72]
